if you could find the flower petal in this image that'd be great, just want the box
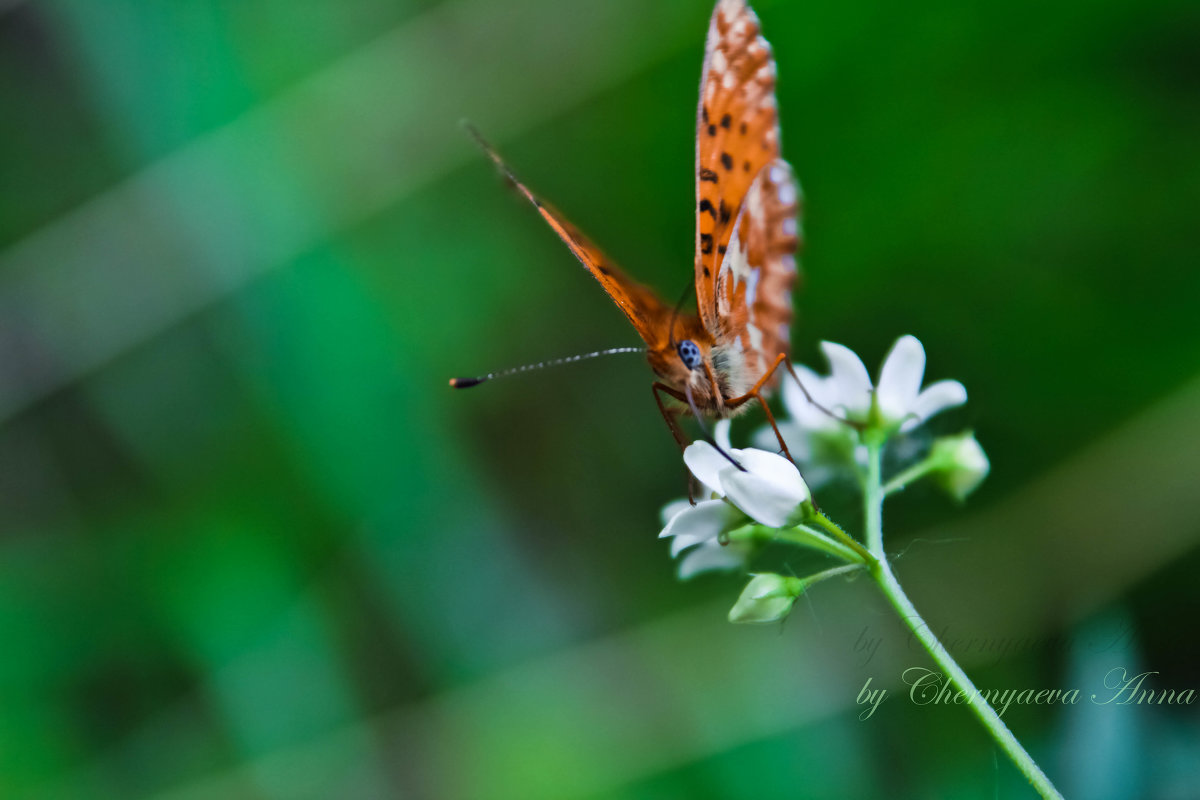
[902,380,968,432]
[719,449,810,528]
[752,420,812,461]
[781,365,837,428]
[659,498,692,527]
[669,533,707,557]
[821,341,873,414]
[678,542,744,579]
[683,441,730,497]
[659,499,730,551]
[713,419,733,452]
[876,335,926,420]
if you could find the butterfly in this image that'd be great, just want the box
[458,0,801,458]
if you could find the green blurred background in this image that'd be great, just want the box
[2,0,1198,797]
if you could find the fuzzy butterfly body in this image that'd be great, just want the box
[465,0,800,450]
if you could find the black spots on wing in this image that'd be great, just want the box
[703,266,711,277]
[699,168,719,183]
[743,160,751,172]
[720,113,732,129]
[702,105,709,123]
[740,122,747,135]
[597,264,611,276]
[707,124,717,136]
[721,152,733,170]
[718,200,731,224]
[717,244,727,255]
[700,233,714,254]
[699,198,716,219]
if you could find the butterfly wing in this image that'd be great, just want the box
[694,0,795,358]
[716,160,801,383]
[468,126,669,346]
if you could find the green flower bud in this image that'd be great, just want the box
[930,432,990,501]
[728,573,805,624]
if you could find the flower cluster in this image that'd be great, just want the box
[754,335,970,484]
[650,335,1061,796]
[659,335,989,622]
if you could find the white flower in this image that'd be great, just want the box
[765,335,966,443]
[929,432,990,500]
[727,573,804,624]
[659,438,812,579]
[683,442,810,528]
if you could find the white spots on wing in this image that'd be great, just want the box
[747,321,764,354]
[723,70,737,90]
[769,164,786,184]
[712,50,728,75]
[745,265,761,309]
[778,182,796,205]
[782,217,797,236]
[748,36,770,62]
[781,254,797,273]
[778,322,790,342]
[745,184,765,229]
[725,239,750,284]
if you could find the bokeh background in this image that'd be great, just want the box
[2,0,1198,797]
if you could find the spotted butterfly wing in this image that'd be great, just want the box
[464,125,671,349]
[695,0,800,387]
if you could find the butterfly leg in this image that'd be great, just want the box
[731,353,861,434]
[653,381,706,503]
[652,382,690,452]
[779,359,865,432]
[727,353,795,463]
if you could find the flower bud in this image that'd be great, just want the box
[728,573,805,624]
[930,432,990,501]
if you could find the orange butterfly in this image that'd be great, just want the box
[456,0,801,458]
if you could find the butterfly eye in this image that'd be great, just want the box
[676,340,703,371]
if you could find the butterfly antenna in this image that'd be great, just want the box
[684,384,745,472]
[449,347,645,389]
[461,121,528,192]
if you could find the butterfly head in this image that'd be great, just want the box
[645,319,737,414]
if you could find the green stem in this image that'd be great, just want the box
[772,525,865,565]
[800,563,865,589]
[881,457,938,497]
[863,440,1062,799]
[864,437,885,555]
[810,510,875,564]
